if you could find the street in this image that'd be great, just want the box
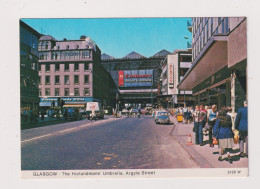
[21,115,198,170]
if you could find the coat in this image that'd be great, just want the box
[235,106,248,135]
[213,115,234,139]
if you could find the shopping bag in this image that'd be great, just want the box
[213,138,218,145]
[233,130,239,144]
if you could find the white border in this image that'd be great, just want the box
[0,0,260,188]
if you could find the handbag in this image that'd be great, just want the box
[213,138,218,145]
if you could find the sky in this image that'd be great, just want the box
[22,18,192,58]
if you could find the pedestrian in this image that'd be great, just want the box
[186,107,192,124]
[207,104,218,147]
[91,109,96,120]
[192,105,206,145]
[213,110,234,163]
[235,100,248,158]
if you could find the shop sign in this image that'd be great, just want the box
[41,97,93,103]
[168,64,174,88]
[122,70,153,87]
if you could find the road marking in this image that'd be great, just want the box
[21,117,124,144]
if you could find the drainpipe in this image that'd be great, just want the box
[231,70,236,113]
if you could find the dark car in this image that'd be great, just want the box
[64,108,82,121]
[155,111,170,124]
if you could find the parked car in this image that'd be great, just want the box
[155,111,170,124]
[85,102,104,120]
[64,108,82,121]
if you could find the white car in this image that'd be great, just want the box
[154,111,170,124]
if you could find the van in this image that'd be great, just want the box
[85,102,104,120]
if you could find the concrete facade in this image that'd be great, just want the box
[178,17,247,110]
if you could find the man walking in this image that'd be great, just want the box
[235,100,248,158]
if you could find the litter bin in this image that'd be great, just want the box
[177,113,183,122]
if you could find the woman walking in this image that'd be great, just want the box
[213,110,234,163]
[207,104,218,147]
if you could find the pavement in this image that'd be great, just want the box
[170,116,248,168]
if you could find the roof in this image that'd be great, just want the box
[101,53,115,60]
[39,35,56,41]
[123,51,146,59]
[151,49,171,57]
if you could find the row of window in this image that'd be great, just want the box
[40,63,89,72]
[192,17,229,61]
[38,43,90,51]
[40,88,90,97]
[39,50,91,60]
[40,75,90,85]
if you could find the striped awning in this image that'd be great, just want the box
[63,104,85,108]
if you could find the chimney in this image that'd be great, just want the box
[80,35,86,40]
[63,38,67,41]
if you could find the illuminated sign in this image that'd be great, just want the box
[119,70,153,87]
[168,64,174,88]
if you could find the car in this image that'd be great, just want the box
[154,111,170,124]
[64,108,82,121]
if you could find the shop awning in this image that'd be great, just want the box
[63,104,85,108]
[178,35,228,90]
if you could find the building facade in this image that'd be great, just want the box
[20,20,41,119]
[101,50,170,108]
[178,17,247,111]
[159,49,192,108]
[38,35,116,109]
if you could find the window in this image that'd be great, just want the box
[64,88,70,96]
[55,64,60,71]
[55,88,60,96]
[74,63,79,71]
[46,64,50,72]
[218,17,221,25]
[45,42,49,50]
[39,89,42,96]
[55,76,60,84]
[82,50,90,59]
[222,20,225,33]
[74,88,80,96]
[84,63,89,70]
[66,45,69,49]
[65,63,69,71]
[45,76,50,85]
[39,76,42,85]
[45,88,50,96]
[74,75,79,84]
[84,88,90,96]
[225,17,229,33]
[84,75,89,84]
[64,75,70,84]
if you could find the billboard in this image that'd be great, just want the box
[118,70,153,87]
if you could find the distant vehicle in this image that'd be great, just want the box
[85,102,104,120]
[154,111,170,124]
[141,109,147,114]
[64,108,82,121]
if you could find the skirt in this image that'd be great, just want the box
[218,138,234,149]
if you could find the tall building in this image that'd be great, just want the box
[38,35,116,109]
[178,17,247,111]
[159,49,192,108]
[101,50,170,108]
[20,20,41,119]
